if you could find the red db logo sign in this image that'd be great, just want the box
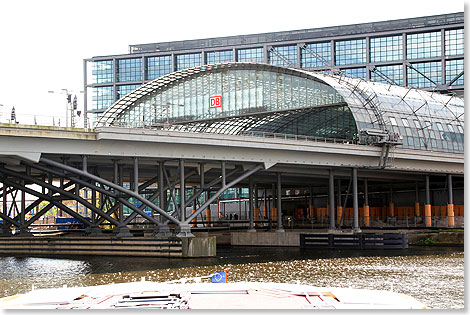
[209,96,222,108]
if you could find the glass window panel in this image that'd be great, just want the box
[342,67,366,79]
[117,84,141,99]
[147,56,172,80]
[206,50,233,64]
[445,59,464,86]
[92,86,114,111]
[237,48,264,63]
[269,45,297,67]
[176,53,202,71]
[117,58,142,82]
[370,35,403,62]
[335,39,366,65]
[406,31,441,59]
[301,42,331,68]
[445,28,464,56]
[407,61,441,88]
[92,60,113,84]
[370,65,403,85]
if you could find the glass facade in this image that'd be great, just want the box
[117,58,142,82]
[176,53,202,71]
[206,50,233,64]
[370,65,403,86]
[117,84,141,99]
[92,60,113,84]
[335,39,366,65]
[406,31,441,59]
[115,69,345,131]
[92,86,114,111]
[446,59,464,86]
[301,42,331,68]
[147,56,172,80]
[370,35,403,62]
[407,61,441,88]
[269,45,297,67]
[88,15,464,120]
[445,28,464,56]
[237,48,264,63]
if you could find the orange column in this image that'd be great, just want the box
[415,202,420,217]
[364,205,370,227]
[254,207,259,226]
[336,206,343,225]
[389,202,395,217]
[272,207,277,225]
[425,204,432,227]
[448,204,455,227]
[309,205,314,218]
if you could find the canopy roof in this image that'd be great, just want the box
[96,62,464,153]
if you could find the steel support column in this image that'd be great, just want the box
[447,174,454,228]
[425,175,432,227]
[328,169,335,231]
[276,172,284,232]
[363,178,370,227]
[352,168,361,232]
[248,176,255,231]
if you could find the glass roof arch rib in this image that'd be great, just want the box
[96,62,464,153]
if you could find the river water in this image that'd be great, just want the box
[0,246,463,309]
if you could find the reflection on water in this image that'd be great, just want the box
[0,246,463,309]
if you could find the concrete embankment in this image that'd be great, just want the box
[225,229,464,247]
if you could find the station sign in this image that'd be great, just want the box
[209,95,222,108]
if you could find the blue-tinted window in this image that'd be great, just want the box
[117,84,141,99]
[407,61,441,88]
[147,56,172,80]
[206,50,233,64]
[92,60,113,84]
[445,59,464,86]
[342,67,366,79]
[370,35,403,62]
[370,65,403,86]
[237,48,264,63]
[301,42,331,68]
[335,39,366,65]
[118,58,142,82]
[176,53,202,71]
[92,86,114,111]
[269,45,297,67]
[445,29,464,56]
[406,32,441,59]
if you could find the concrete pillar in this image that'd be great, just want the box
[116,163,132,237]
[425,175,432,227]
[328,169,335,231]
[447,174,454,228]
[363,178,370,227]
[248,176,255,231]
[308,187,314,218]
[276,173,284,232]
[352,168,361,232]
[192,187,197,227]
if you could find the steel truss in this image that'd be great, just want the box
[0,157,264,238]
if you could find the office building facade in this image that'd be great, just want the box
[83,12,464,127]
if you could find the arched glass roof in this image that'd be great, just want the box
[96,62,464,153]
